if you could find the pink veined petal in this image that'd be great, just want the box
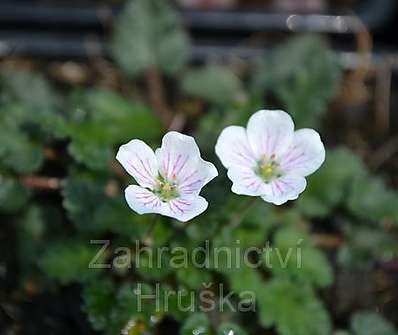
[177,159,218,196]
[125,185,162,215]
[160,196,208,222]
[260,174,307,205]
[247,110,294,159]
[227,166,268,196]
[116,139,158,188]
[156,131,201,180]
[279,129,326,177]
[156,131,218,196]
[215,126,257,169]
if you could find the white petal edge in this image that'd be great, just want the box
[116,139,158,188]
[156,131,218,196]
[260,174,307,205]
[227,166,268,196]
[160,196,209,222]
[215,125,257,169]
[247,109,294,159]
[279,128,326,177]
[125,185,162,215]
[177,159,218,196]
[155,131,200,180]
[125,185,209,222]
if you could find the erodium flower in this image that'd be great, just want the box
[215,109,325,205]
[116,131,218,222]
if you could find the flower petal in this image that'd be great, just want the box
[177,159,218,196]
[161,196,208,222]
[116,139,158,188]
[125,186,208,222]
[280,129,325,177]
[156,131,200,180]
[227,166,268,196]
[260,174,307,205]
[125,185,162,214]
[215,126,257,169]
[156,131,218,196]
[247,110,294,159]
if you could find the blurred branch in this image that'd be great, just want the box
[145,67,173,128]
[339,16,372,107]
[370,135,398,170]
[19,176,62,190]
[312,233,344,249]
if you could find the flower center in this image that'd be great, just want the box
[154,175,179,202]
[256,157,282,183]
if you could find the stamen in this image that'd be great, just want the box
[153,175,179,202]
[255,157,282,183]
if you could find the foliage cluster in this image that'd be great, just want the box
[1,0,398,334]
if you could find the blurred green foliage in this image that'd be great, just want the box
[1,1,398,334]
[112,0,189,77]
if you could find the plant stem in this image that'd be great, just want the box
[230,197,258,228]
[145,67,172,127]
[143,215,160,246]
[19,176,62,191]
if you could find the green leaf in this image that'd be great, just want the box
[265,227,333,288]
[66,89,161,169]
[296,148,365,218]
[1,70,57,111]
[17,206,46,276]
[112,0,189,77]
[180,312,210,335]
[0,125,44,173]
[0,70,66,138]
[347,174,398,225]
[338,227,398,270]
[257,278,331,335]
[253,35,341,128]
[218,322,248,335]
[62,177,107,233]
[40,240,106,284]
[108,283,158,334]
[351,311,398,335]
[136,246,172,280]
[83,279,116,331]
[0,177,31,212]
[176,265,211,290]
[181,64,243,105]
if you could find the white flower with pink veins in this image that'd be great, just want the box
[215,109,325,205]
[116,131,218,222]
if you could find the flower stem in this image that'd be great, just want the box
[143,215,160,246]
[230,197,258,228]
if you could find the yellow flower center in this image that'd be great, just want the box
[154,175,179,202]
[256,157,282,183]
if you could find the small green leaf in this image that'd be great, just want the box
[40,241,106,284]
[112,0,189,77]
[252,35,341,128]
[296,148,365,218]
[265,227,333,288]
[0,177,31,212]
[66,89,161,169]
[347,175,398,225]
[257,278,331,335]
[351,311,398,335]
[0,126,44,174]
[62,177,107,233]
[83,279,116,331]
[182,64,243,105]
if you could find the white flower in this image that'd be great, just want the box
[116,131,218,222]
[215,109,325,205]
